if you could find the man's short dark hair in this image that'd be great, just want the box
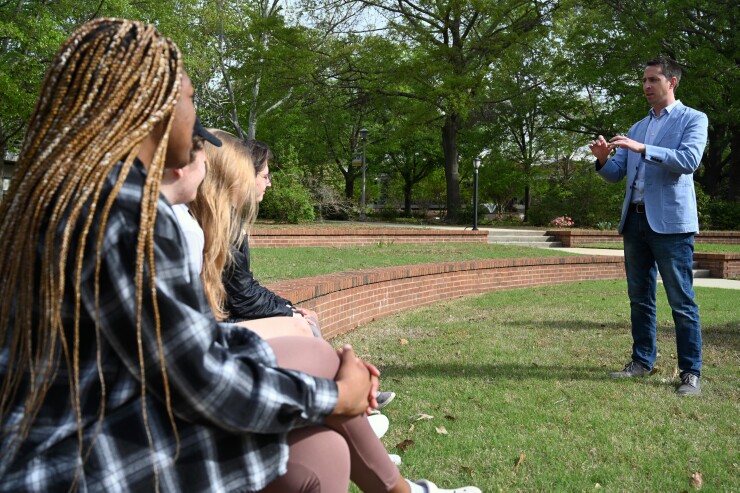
[645,56,683,87]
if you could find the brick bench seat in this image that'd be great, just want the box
[266,255,626,339]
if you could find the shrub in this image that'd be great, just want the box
[368,207,400,221]
[302,176,355,220]
[707,200,740,230]
[259,177,315,223]
[695,183,712,229]
[528,163,622,227]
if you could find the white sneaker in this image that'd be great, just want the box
[415,479,482,493]
[367,413,389,439]
[388,453,402,466]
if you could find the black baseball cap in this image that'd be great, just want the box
[193,117,222,147]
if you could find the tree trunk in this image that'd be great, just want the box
[0,118,5,203]
[344,174,355,199]
[217,5,245,139]
[442,113,461,222]
[247,72,262,140]
[727,125,740,201]
[403,181,413,216]
[698,123,728,197]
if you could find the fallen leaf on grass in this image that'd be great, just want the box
[399,338,409,345]
[435,426,448,435]
[412,413,434,421]
[514,452,526,470]
[395,439,415,452]
[689,471,703,489]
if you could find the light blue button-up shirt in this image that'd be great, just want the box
[631,100,681,204]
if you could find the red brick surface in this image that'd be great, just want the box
[548,229,740,247]
[694,252,740,279]
[266,255,626,339]
[251,228,488,247]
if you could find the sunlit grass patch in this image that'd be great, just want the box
[338,281,739,492]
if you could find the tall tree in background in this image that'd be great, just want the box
[380,109,442,216]
[0,0,179,159]
[554,0,738,199]
[195,0,316,139]
[300,33,400,199]
[349,0,558,221]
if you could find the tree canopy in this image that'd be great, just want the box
[2,0,737,220]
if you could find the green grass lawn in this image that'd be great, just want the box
[334,280,739,492]
[251,243,574,283]
[579,242,740,254]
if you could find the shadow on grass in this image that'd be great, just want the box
[379,362,610,382]
[484,319,629,332]
[472,319,739,351]
[697,323,739,351]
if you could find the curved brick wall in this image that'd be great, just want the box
[548,229,740,247]
[251,228,488,247]
[266,255,626,339]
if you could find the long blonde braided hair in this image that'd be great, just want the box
[0,17,183,480]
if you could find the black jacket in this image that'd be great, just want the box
[223,239,294,322]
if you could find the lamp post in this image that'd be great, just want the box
[360,128,369,221]
[472,157,481,230]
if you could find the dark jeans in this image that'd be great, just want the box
[622,210,702,376]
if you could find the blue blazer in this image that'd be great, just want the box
[597,101,708,234]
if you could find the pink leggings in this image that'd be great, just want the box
[257,336,401,493]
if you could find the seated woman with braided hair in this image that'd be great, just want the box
[0,18,479,493]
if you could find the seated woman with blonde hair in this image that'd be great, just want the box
[188,130,397,443]
[188,130,317,339]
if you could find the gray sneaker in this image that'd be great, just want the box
[375,391,396,410]
[609,361,651,379]
[676,372,701,396]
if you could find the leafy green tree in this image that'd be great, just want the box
[0,0,190,158]
[553,0,739,200]
[191,0,318,139]
[293,33,399,200]
[382,123,441,216]
[347,0,558,222]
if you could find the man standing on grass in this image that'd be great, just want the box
[588,56,708,396]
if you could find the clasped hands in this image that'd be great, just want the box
[332,345,381,417]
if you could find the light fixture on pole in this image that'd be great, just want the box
[473,157,481,230]
[359,128,369,221]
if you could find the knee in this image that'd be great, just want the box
[292,316,315,337]
[271,336,339,378]
[322,428,351,470]
[312,430,351,493]
[288,428,350,493]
